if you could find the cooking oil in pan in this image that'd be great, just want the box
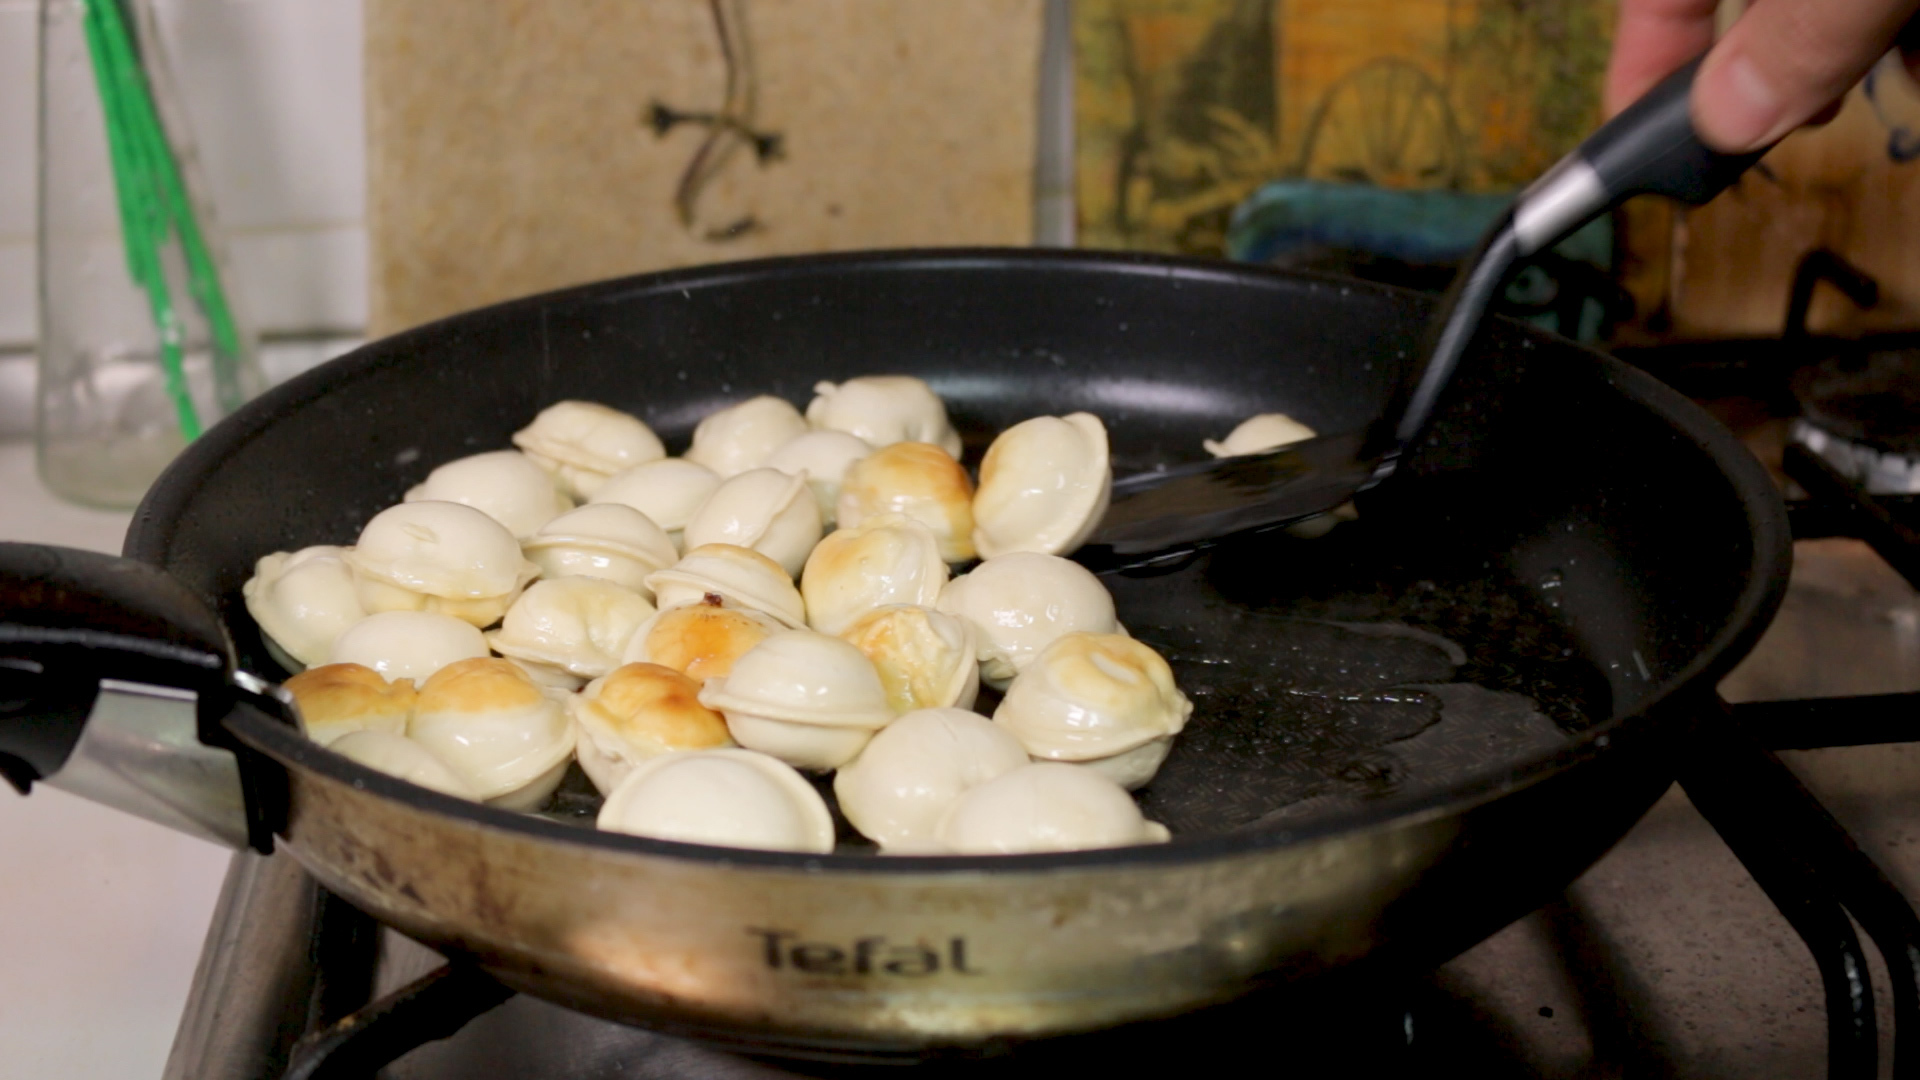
[1109,518,1611,837]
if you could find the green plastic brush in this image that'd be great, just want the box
[79,0,247,440]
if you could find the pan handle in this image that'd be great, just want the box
[0,542,278,851]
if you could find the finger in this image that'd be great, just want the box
[1807,100,1846,128]
[1900,14,1920,82]
[1695,0,1920,151]
[1606,0,1720,115]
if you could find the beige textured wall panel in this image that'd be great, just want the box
[1669,87,1920,338]
[368,0,1042,334]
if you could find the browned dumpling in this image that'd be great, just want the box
[570,663,734,794]
[285,662,415,746]
[621,599,786,682]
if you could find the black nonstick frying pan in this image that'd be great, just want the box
[0,244,1787,1055]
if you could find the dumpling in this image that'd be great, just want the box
[839,605,979,715]
[403,450,572,538]
[834,709,1028,852]
[486,576,657,683]
[284,662,415,746]
[329,730,480,800]
[698,630,895,771]
[1203,413,1316,457]
[935,552,1118,689]
[590,458,724,546]
[763,429,873,527]
[935,763,1170,854]
[328,611,489,684]
[520,502,679,599]
[971,413,1111,559]
[805,376,962,457]
[407,658,577,811]
[835,442,976,562]
[620,599,786,682]
[992,632,1191,790]
[596,748,835,853]
[644,544,807,628]
[681,468,823,578]
[513,400,667,499]
[800,515,948,636]
[243,545,368,671]
[346,501,539,627]
[570,663,734,794]
[684,396,809,478]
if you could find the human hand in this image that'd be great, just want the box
[1605,0,1920,151]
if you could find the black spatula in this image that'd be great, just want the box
[1081,57,1765,568]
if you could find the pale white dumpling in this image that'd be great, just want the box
[1203,413,1316,458]
[800,515,949,636]
[836,442,976,562]
[596,748,834,853]
[698,629,895,771]
[346,501,539,627]
[645,544,808,628]
[935,552,1119,689]
[839,605,979,714]
[284,663,415,747]
[590,458,724,544]
[764,430,872,526]
[935,763,1170,854]
[243,545,367,671]
[403,450,572,538]
[684,395,809,478]
[1074,738,1178,792]
[329,611,489,684]
[569,662,734,795]
[971,413,1111,559]
[329,730,480,800]
[620,601,785,682]
[834,709,1029,853]
[521,503,680,599]
[513,400,667,499]
[993,632,1191,790]
[681,468,822,578]
[486,577,657,683]
[408,658,577,811]
[805,376,963,457]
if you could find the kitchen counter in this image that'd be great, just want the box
[0,439,231,1080]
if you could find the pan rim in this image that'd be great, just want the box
[138,247,1792,875]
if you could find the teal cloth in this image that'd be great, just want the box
[1226,179,1612,270]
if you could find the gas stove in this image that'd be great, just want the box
[163,254,1920,1080]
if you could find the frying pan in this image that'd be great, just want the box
[0,246,1788,1056]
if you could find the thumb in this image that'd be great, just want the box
[1693,0,1920,151]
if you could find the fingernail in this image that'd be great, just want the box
[1697,53,1786,152]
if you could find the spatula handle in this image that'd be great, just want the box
[1379,55,1769,472]
[1511,56,1766,257]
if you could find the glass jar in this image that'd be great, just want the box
[36,0,263,508]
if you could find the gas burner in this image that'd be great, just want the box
[1793,348,1920,493]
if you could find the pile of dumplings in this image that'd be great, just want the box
[249,375,1319,856]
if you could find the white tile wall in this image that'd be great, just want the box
[0,0,368,350]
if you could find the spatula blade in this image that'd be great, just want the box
[1084,430,1377,559]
